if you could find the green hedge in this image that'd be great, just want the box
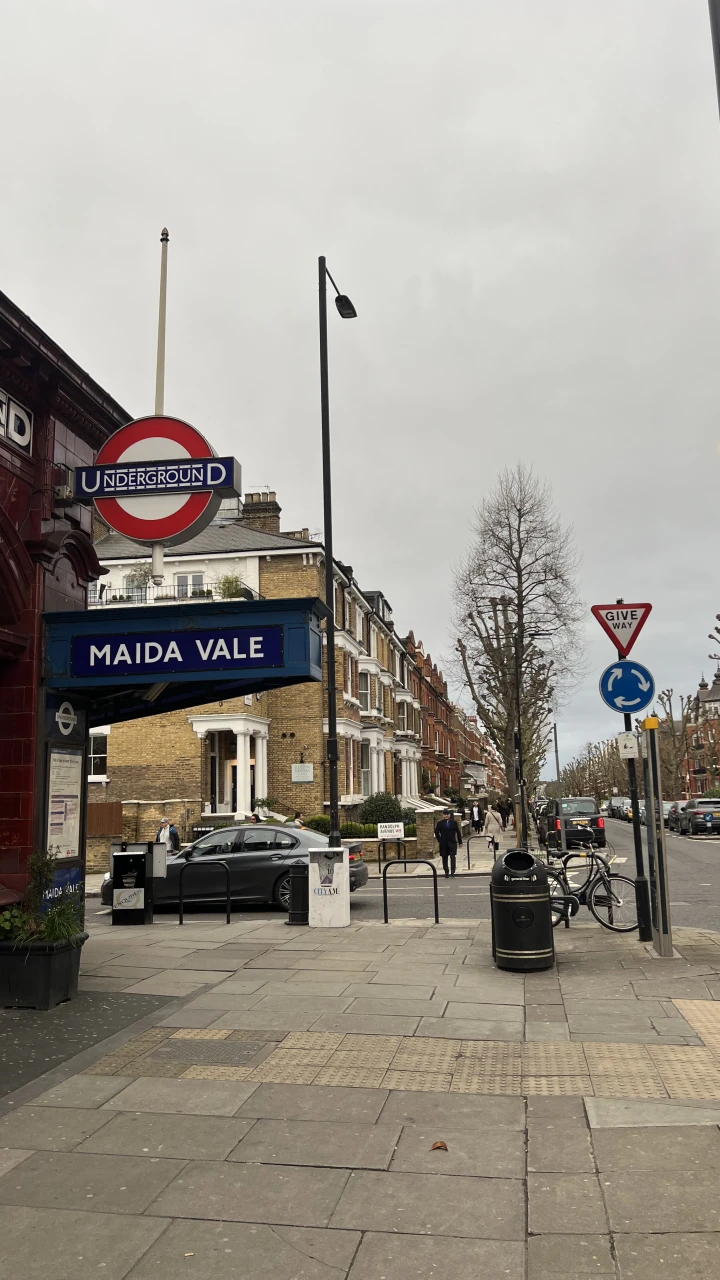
[340,822,364,837]
[357,792,403,824]
[305,815,331,834]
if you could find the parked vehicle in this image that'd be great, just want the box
[678,799,720,837]
[639,804,646,826]
[538,797,606,850]
[102,824,368,910]
[667,802,686,832]
[609,797,630,820]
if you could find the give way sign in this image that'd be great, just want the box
[591,603,652,658]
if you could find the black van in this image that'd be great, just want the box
[539,797,606,850]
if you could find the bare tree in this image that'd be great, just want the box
[656,689,693,800]
[455,464,584,800]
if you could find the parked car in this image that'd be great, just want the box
[599,801,610,816]
[538,797,606,850]
[609,797,630,820]
[677,799,720,837]
[101,824,368,910]
[638,803,646,826]
[662,801,676,827]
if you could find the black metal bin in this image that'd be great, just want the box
[490,849,554,971]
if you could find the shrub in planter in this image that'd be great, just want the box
[0,849,88,1010]
[361,823,378,838]
[305,815,331,835]
[339,822,364,837]
[405,824,417,838]
[357,792,403,824]
[400,807,417,828]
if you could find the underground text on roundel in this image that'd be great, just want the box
[71,625,284,677]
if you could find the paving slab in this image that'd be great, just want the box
[0,1106,114,1152]
[603,1169,720,1232]
[527,1116,594,1173]
[0,1149,183,1214]
[252,995,354,1014]
[415,1017,523,1041]
[341,983,436,1002]
[31,1075,135,1109]
[102,1076,258,1116]
[527,1173,607,1234]
[78,1110,256,1159]
[237,1082,389,1123]
[379,1089,525,1129]
[527,1233,615,1278]
[155,1008,224,1027]
[347,1232,525,1279]
[443,1001,524,1021]
[593,1124,720,1171]
[129,1219,360,1279]
[330,1169,525,1238]
[149,1158,349,1226]
[527,1021,571,1041]
[585,1097,720,1127]
[345,998,446,1018]
[613,1232,720,1279]
[309,1014,421,1036]
[0,1204,168,1280]
[390,1124,524,1177]
[207,1011,317,1031]
[0,1150,32,1178]
[229,1117,401,1169]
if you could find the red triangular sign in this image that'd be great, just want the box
[591,603,652,657]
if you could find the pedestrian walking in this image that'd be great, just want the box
[292,812,305,828]
[471,801,483,834]
[156,817,180,852]
[483,804,504,854]
[434,808,463,878]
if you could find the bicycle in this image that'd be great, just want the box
[544,841,638,933]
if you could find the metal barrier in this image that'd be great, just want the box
[465,833,494,871]
[382,859,439,925]
[378,838,408,872]
[178,859,231,926]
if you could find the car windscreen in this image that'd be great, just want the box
[561,800,597,816]
[697,801,718,808]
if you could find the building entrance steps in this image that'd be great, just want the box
[6,917,720,1277]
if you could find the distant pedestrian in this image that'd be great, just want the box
[248,813,260,824]
[293,812,305,828]
[434,808,463,878]
[471,801,483,834]
[483,804,504,854]
[156,818,180,852]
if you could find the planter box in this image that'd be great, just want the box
[0,933,88,1010]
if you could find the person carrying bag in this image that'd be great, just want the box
[483,804,504,854]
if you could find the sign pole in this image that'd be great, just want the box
[642,715,673,955]
[152,227,169,585]
[552,722,567,853]
[616,631,652,941]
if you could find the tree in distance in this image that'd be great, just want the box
[454,464,583,799]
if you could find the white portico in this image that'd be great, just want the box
[188,712,269,819]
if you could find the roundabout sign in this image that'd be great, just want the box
[74,415,241,545]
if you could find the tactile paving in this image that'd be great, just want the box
[339,1034,403,1053]
[260,1048,334,1067]
[589,1072,667,1098]
[247,1062,321,1085]
[169,1028,232,1041]
[674,1000,720,1034]
[390,1047,459,1071]
[523,1075,593,1095]
[459,1041,521,1068]
[521,1044,587,1075]
[312,1066,388,1088]
[382,1070,452,1092]
[451,1066,521,1095]
[326,1048,398,1069]
[582,1043,653,1067]
[647,1047,720,1099]
[181,1065,254,1080]
[281,1032,344,1051]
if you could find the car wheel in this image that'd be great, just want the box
[274,873,291,910]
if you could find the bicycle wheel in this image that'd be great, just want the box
[588,874,638,932]
[546,869,568,928]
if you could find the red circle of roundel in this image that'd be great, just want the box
[95,416,217,544]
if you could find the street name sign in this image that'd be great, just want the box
[591,603,652,657]
[378,822,405,840]
[76,416,241,545]
[599,660,655,714]
[617,731,639,759]
[71,625,283,678]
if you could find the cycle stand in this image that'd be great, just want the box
[178,859,231,926]
[465,834,493,871]
[378,838,408,872]
[382,859,439,925]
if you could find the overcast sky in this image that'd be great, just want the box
[2,1,720,765]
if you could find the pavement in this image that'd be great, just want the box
[5,905,720,1277]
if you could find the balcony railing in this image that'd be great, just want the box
[89,580,261,607]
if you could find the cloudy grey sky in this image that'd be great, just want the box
[2,1,720,764]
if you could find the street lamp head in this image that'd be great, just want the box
[335,293,357,319]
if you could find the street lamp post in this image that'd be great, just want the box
[318,256,357,846]
[513,628,551,850]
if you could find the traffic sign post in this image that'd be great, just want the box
[593,599,653,942]
[641,717,673,957]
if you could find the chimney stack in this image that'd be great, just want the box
[242,491,281,535]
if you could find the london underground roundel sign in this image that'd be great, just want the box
[78,416,241,546]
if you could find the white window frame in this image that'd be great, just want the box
[359,671,370,712]
[88,724,111,782]
[360,742,371,796]
[176,572,204,598]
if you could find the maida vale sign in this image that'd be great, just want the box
[72,625,283,678]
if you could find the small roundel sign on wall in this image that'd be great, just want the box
[74,416,242,546]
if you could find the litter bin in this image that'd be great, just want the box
[490,849,554,971]
[286,862,309,926]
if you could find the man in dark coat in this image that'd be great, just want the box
[434,808,463,878]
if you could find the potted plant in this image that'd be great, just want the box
[0,849,88,1010]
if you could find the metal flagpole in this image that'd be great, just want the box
[553,722,567,853]
[152,228,169,585]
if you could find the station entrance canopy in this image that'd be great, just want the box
[44,598,325,728]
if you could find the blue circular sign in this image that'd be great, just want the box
[599,660,655,714]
